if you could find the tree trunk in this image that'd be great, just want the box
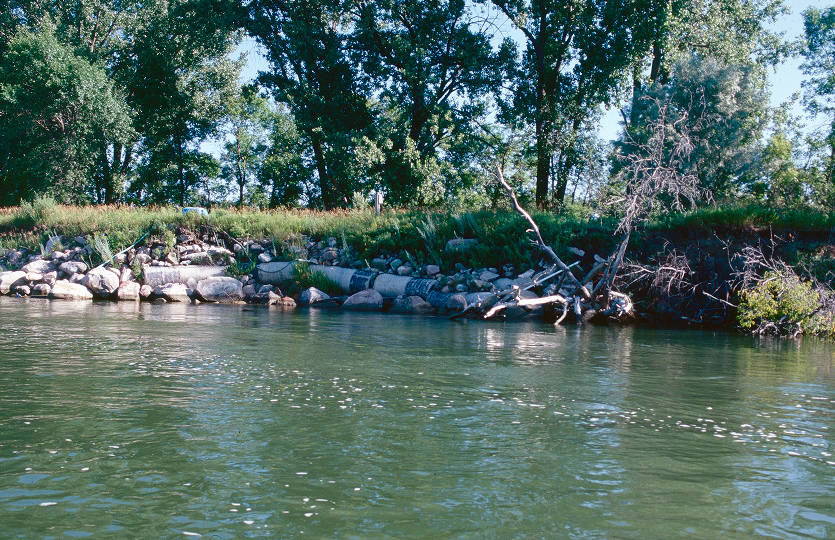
[311,132,334,209]
[535,116,549,207]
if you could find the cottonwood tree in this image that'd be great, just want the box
[353,0,513,204]
[491,0,660,207]
[249,0,372,209]
[0,26,132,204]
[800,6,835,187]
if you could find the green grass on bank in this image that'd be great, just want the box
[1,202,833,273]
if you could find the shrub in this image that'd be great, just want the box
[738,271,835,337]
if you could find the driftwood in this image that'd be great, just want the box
[474,165,635,325]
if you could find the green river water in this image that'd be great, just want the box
[0,297,832,539]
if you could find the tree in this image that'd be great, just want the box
[0,26,132,204]
[129,0,243,206]
[617,54,768,202]
[492,0,659,207]
[221,86,272,206]
[257,107,310,207]
[353,0,513,204]
[249,0,372,209]
[800,6,835,187]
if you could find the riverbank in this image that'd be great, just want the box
[0,204,833,335]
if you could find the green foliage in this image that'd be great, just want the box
[18,195,56,226]
[738,271,835,337]
[89,234,114,266]
[292,261,342,297]
[617,54,768,204]
[0,25,133,204]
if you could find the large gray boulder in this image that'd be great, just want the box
[0,271,27,294]
[153,283,191,303]
[342,289,383,311]
[49,280,93,300]
[195,276,243,303]
[82,267,120,297]
[59,261,88,275]
[300,287,330,306]
[21,259,55,274]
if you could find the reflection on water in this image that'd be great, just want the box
[0,297,833,538]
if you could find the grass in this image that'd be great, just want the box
[1,203,833,273]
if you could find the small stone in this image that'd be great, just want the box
[257,252,273,264]
[42,271,57,285]
[567,246,585,257]
[388,258,403,271]
[25,272,43,282]
[455,283,468,293]
[371,258,388,271]
[139,285,153,299]
[165,251,178,265]
[342,289,383,311]
[257,284,275,295]
[493,278,514,290]
[396,265,412,276]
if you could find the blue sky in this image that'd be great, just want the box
[231,0,832,145]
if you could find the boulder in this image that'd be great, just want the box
[31,283,51,296]
[49,280,93,300]
[446,294,468,313]
[42,271,58,285]
[0,271,27,294]
[300,286,330,306]
[153,283,191,303]
[195,276,243,303]
[342,289,383,311]
[25,272,43,282]
[390,295,435,315]
[117,282,141,301]
[479,270,500,282]
[139,284,153,299]
[21,259,55,274]
[13,284,30,296]
[82,267,120,297]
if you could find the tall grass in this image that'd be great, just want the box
[1,203,832,271]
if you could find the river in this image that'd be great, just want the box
[0,298,832,538]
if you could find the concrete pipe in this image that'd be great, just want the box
[143,265,227,288]
[257,261,296,284]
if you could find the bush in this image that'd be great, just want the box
[738,271,835,337]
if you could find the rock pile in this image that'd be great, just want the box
[0,229,604,322]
